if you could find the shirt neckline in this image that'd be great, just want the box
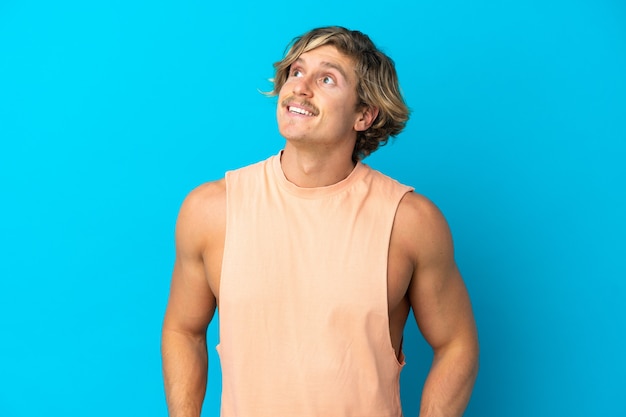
[271,151,367,199]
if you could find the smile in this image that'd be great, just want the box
[288,106,315,116]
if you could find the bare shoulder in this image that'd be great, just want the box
[175,179,226,253]
[394,192,455,261]
[179,179,226,218]
[396,191,448,224]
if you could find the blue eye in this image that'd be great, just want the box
[291,68,303,77]
[321,76,335,85]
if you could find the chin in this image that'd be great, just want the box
[278,125,303,142]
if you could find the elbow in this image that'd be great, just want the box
[433,331,480,380]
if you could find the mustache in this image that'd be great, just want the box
[281,97,319,116]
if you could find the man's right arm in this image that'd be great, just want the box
[161,182,224,417]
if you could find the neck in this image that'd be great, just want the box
[280,143,356,188]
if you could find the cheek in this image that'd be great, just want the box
[277,80,293,97]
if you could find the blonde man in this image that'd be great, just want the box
[162,26,479,417]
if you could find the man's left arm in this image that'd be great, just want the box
[400,193,479,417]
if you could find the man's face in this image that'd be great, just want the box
[277,45,372,150]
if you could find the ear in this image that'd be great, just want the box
[354,105,379,132]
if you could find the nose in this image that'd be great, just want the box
[292,74,313,97]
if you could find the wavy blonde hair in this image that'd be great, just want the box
[269,26,410,161]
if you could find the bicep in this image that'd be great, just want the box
[163,186,221,336]
[402,194,477,351]
[163,253,216,336]
[410,264,476,352]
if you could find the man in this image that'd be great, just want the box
[162,26,479,417]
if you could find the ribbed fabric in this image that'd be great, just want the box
[218,152,413,417]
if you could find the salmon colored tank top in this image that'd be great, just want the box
[218,152,413,416]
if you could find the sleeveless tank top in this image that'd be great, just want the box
[218,152,413,416]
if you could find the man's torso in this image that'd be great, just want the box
[198,163,418,360]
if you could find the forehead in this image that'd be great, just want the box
[295,44,356,82]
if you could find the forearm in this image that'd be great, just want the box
[161,328,209,417]
[419,342,479,417]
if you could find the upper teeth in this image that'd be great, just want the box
[289,106,313,116]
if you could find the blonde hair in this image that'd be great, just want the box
[270,26,410,161]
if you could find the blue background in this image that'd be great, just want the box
[1,1,624,416]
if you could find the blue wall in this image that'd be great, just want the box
[1,1,624,416]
